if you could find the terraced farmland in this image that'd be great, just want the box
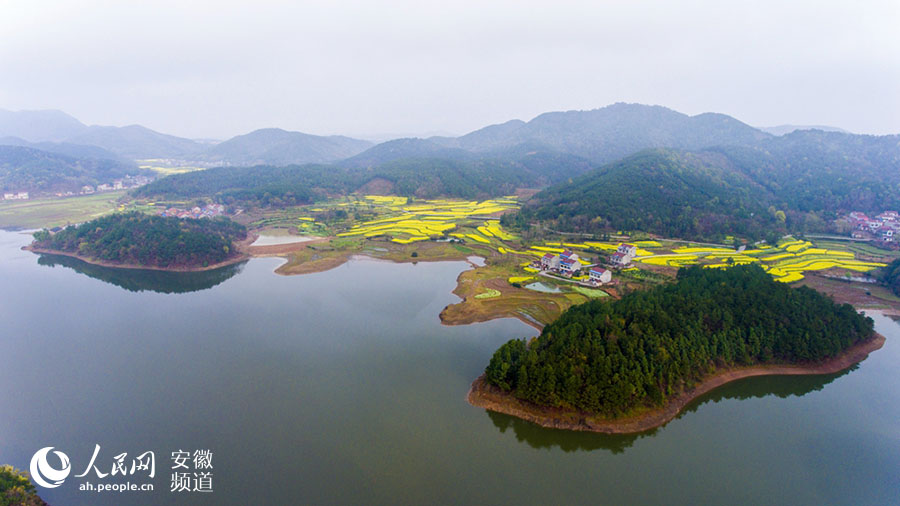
[630,238,886,283]
[335,195,520,245]
[503,236,887,285]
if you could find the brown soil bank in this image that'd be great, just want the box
[468,333,886,434]
[24,246,248,272]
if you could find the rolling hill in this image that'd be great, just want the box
[0,145,145,194]
[66,124,205,159]
[202,128,372,166]
[517,148,778,240]
[516,129,900,241]
[0,109,88,142]
[0,136,127,162]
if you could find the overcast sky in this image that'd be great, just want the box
[1,0,898,140]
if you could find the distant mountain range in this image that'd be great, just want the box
[4,103,900,233]
[0,104,876,171]
[759,124,850,136]
[0,109,374,164]
[431,103,771,163]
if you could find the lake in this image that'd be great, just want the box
[1,229,898,505]
[250,234,319,246]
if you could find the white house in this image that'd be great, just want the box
[610,252,630,266]
[617,243,638,257]
[559,250,580,262]
[589,267,611,285]
[540,253,559,270]
[559,257,582,276]
[610,243,637,267]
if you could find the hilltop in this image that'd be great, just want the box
[200,128,373,165]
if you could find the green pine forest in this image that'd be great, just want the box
[485,264,875,417]
[32,212,247,268]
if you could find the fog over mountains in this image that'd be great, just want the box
[0,103,861,168]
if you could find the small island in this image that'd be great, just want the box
[28,211,248,271]
[470,264,884,433]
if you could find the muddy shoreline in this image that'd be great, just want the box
[24,245,249,272]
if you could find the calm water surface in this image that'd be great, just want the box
[1,230,898,505]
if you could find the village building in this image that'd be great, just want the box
[559,257,582,276]
[589,267,611,285]
[540,253,559,270]
[610,243,637,267]
[617,243,638,257]
[610,252,630,266]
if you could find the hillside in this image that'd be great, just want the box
[483,264,875,417]
[132,164,340,207]
[202,128,372,165]
[713,130,900,212]
[517,148,779,241]
[760,125,849,136]
[0,108,88,142]
[67,124,204,159]
[134,148,595,206]
[0,145,143,195]
[0,136,126,162]
[517,129,900,241]
[0,109,204,159]
[339,138,473,168]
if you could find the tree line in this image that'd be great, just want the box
[32,211,247,268]
[485,264,875,417]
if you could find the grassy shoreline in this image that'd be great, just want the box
[467,332,886,434]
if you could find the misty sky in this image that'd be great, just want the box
[2,0,898,140]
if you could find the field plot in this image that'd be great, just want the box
[631,238,887,283]
[504,236,888,286]
[335,196,519,245]
[0,191,127,229]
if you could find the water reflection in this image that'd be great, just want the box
[36,253,246,294]
[486,367,851,454]
[486,410,648,454]
[680,367,851,413]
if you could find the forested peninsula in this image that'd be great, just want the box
[29,212,247,270]
[471,264,882,433]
